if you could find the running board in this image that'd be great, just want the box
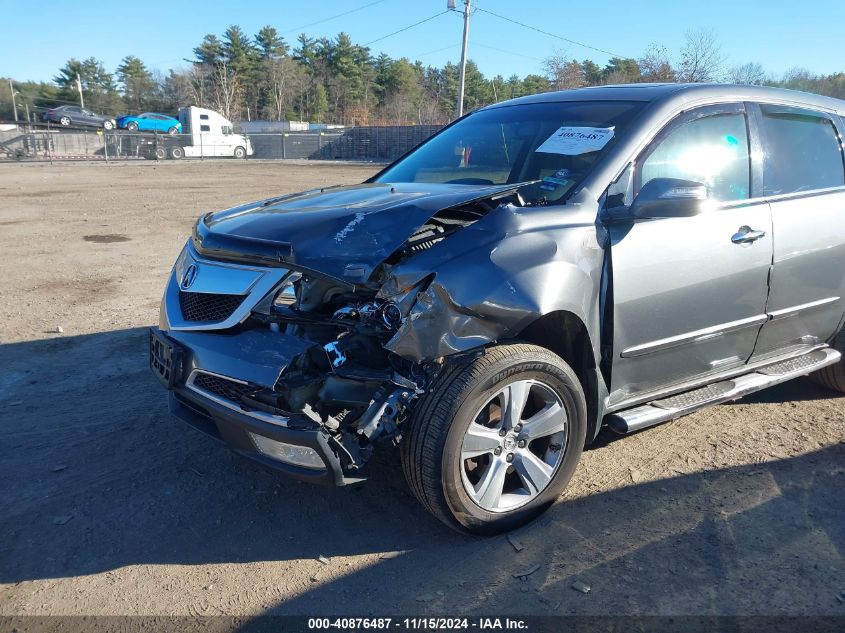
[607,347,841,434]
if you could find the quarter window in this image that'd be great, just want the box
[759,106,845,195]
[640,113,750,202]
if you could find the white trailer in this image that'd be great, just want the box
[173,106,253,159]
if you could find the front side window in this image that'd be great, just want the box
[640,112,750,202]
[759,106,845,195]
[375,101,646,205]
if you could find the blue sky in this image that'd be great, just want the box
[2,0,844,82]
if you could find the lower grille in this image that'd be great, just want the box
[192,372,254,403]
[179,291,244,322]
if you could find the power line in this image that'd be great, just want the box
[281,0,388,36]
[407,43,461,59]
[363,11,450,46]
[475,6,627,59]
[470,41,545,63]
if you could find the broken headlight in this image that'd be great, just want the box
[272,272,302,307]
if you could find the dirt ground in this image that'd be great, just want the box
[1,161,843,618]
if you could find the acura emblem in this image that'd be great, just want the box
[181,264,198,289]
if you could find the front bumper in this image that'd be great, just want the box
[150,327,361,486]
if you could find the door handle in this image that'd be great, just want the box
[731,226,767,245]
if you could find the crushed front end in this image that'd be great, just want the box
[150,181,602,486]
[151,238,436,485]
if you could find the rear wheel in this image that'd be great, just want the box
[233,146,247,159]
[126,121,138,131]
[401,343,587,534]
[154,146,167,160]
[103,120,114,130]
[810,328,845,392]
[169,146,184,160]
[59,116,71,126]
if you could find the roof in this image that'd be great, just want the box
[485,83,845,114]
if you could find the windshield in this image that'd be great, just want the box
[375,100,645,205]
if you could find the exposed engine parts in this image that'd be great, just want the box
[190,183,559,476]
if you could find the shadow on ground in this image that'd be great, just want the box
[1,328,843,616]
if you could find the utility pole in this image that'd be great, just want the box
[9,79,18,123]
[455,0,471,119]
[76,73,84,108]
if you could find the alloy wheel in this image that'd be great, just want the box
[460,379,568,512]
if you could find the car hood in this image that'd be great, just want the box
[193,181,521,282]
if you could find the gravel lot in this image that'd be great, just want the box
[1,161,843,618]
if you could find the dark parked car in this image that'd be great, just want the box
[150,84,845,534]
[43,105,116,130]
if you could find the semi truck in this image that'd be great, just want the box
[138,106,253,160]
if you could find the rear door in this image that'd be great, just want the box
[607,103,773,404]
[749,103,845,359]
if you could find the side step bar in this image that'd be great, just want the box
[607,347,841,434]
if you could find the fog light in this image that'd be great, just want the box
[249,433,325,470]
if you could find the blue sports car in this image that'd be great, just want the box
[117,112,182,134]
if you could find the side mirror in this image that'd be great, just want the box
[629,177,708,219]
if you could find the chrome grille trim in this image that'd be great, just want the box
[185,369,290,428]
[163,240,288,332]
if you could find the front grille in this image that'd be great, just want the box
[192,372,254,403]
[179,291,244,322]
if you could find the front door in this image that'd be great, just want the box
[749,103,845,359]
[607,104,773,405]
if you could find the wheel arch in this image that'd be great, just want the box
[514,310,603,443]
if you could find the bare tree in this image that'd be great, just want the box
[727,62,766,85]
[544,51,585,90]
[209,61,240,119]
[678,29,724,83]
[639,44,676,82]
[265,57,302,120]
[187,65,209,107]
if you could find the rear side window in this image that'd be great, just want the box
[759,106,845,195]
[200,125,211,132]
[640,113,751,201]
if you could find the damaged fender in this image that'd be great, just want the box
[380,190,607,367]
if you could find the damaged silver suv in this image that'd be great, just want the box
[151,84,845,534]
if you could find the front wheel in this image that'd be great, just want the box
[233,146,246,159]
[810,328,845,392]
[167,126,178,135]
[126,121,138,131]
[103,120,114,130]
[401,343,587,534]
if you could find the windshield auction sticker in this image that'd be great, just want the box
[535,126,615,155]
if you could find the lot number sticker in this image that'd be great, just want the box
[536,126,615,155]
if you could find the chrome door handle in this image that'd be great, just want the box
[731,226,767,244]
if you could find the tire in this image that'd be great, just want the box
[810,328,845,392]
[169,146,184,160]
[167,126,178,135]
[233,146,246,159]
[103,120,114,131]
[59,116,71,126]
[401,343,587,535]
[154,146,167,160]
[126,121,138,131]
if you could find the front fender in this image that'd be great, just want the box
[382,201,605,363]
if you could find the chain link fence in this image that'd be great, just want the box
[0,125,442,163]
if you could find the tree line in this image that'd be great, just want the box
[2,26,845,125]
